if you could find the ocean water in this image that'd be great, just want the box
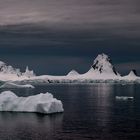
[0,83,140,140]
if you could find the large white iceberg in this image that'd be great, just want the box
[0,82,35,89]
[0,91,64,114]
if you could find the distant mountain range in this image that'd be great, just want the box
[0,53,139,84]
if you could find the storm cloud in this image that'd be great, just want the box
[0,0,140,31]
[0,0,139,74]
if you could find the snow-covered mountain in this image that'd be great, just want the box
[123,70,138,80]
[127,70,137,77]
[67,70,80,76]
[91,53,119,76]
[78,53,121,80]
[33,53,139,83]
[0,61,21,76]
[0,61,35,81]
[0,53,139,84]
[22,66,35,78]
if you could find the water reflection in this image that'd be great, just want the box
[0,112,63,140]
[0,84,139,140]
[93,84,113,127]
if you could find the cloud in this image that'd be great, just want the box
[0,0,139,75]
[0,0,140,35]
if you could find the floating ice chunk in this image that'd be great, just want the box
[0,91,64,114]
[116,96,134,100]
[0,82,35,89]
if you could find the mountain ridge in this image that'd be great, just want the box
[0,53,139,83]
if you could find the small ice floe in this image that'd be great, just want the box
[0,91,64,114]
[0,82,35,89]
[115,96,134,100]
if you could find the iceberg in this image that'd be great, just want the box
[0,91,64,114]
[116,96,134,100]
[0,82,35,89]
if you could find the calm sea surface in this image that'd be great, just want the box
[0,83,140,140]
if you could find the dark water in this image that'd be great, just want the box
[0,83,140,140]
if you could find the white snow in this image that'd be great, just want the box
[0,61,21,77]
[122,70,139,81]
[0,61,5,66]
[25,54,139,83]
[0,53,139,83]
[0,82,35,89]
[67,70,80,76]
[91,53,119,76]
[116,96,134,100]
[22,66,36,78]
[0,91,64,114]
[0,61,35,81]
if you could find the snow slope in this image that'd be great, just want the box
[122,70,139,81]
[34,53,122,83]
[0,82,35,89]
[0,91,64,114]
[67,70,80,76]
[92,53,119,76]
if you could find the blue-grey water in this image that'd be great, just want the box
[0,83,140,140]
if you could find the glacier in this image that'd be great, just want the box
[0,53,139,84]
[0,91,64,114]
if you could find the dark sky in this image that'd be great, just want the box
[0,0,140,75]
